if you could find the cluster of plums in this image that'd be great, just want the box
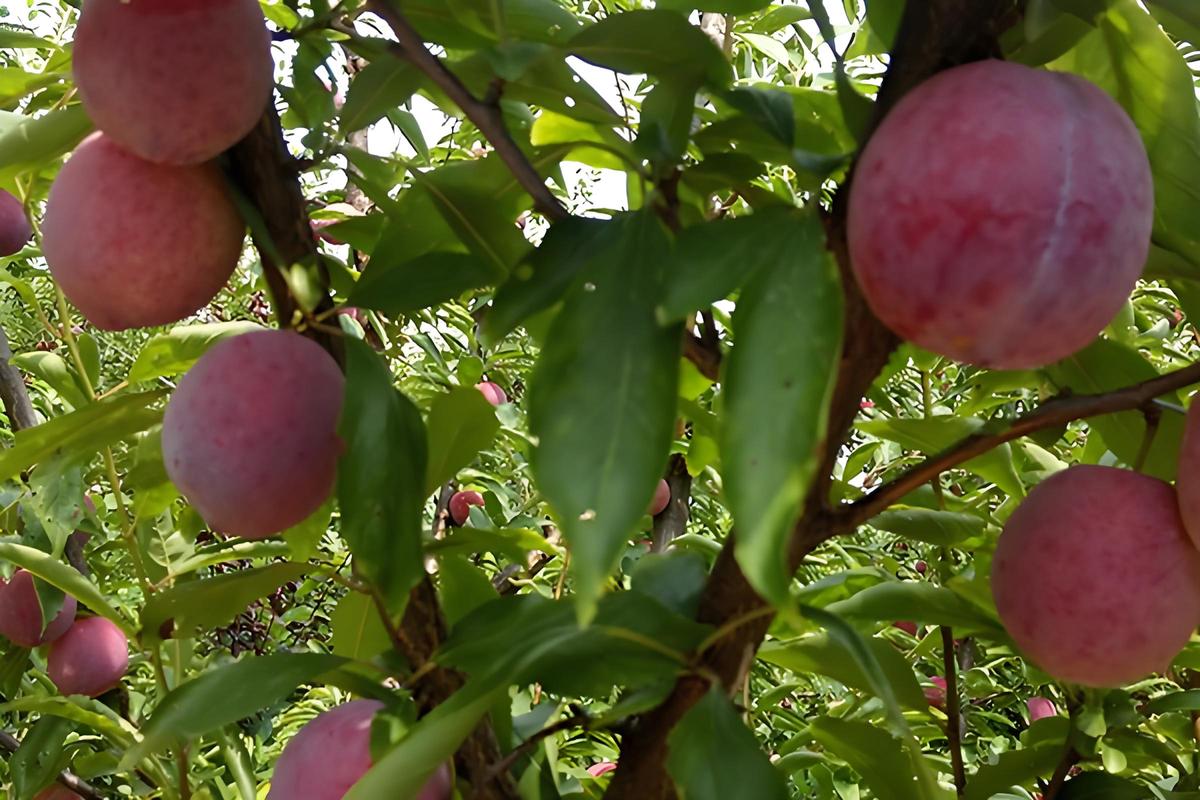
[0,570,127,698]
[854,60,1200,688]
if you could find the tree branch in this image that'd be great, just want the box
[367,1,569,222]
[0,324,36,434]
[652,453,692,553]
[833,360,1200,531]
[940,627,967,796]
[0,730,106,800]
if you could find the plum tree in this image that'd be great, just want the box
[0,570,76,648]
[848,60,1153,369]
[47,617,129,697]
[1174,401,1200,547]
[268,700,452,800]
[0,189,31,256]
[449,490,485,526]
[648,478,671,516]
[992,466,1200,687]
[476,381,508,406]
[42,133,245,330]
[1027,697,1057,722]
[72,0,273,166]
[162,330,345,539]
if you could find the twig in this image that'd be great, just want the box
[367,1,568,222]
[1043,744,1079,799]
[834,360,1200,531]
[480,713,589,791]
[0,324,36,433]
[0,730,107,800]
[940,627,966,796]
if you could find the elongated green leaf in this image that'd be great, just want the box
[667,689,789,800]
[11,715,73,800]
[122,653,347,768]
[0,543,133,635]
[12,352,87,409]
[825,582,1008,640]
[128,322,262,384]
[528,212,681,617]
[349,251,504,316]
[869,508,986,546]
[424,387,501,492]
[341,58,422,133]
[330,590,391,661]
[338,340,428,609]
[965,744,1065,800]
[808,717,940,800]
[0,106,92,180]
[0,390,165,482]
[568,10,731,87]
[723,210,842,602]
[759,633,926,710]
[141,562,311,643]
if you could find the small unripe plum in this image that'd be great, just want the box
[648,479,671,516]
[924,676,947,708]
[42,133,245,330]
[0,570,76,648]
[268,700,452,800]
[893,621,918,636]
[34,787,83,800]
[588,762,618,778]
[449,490,485,526]
[72,0,273,165]
[0,189,31,256]
[1174,401,1200,548]
[914,560,927,575]
[162,331,344,539]
[992,466,1200,687]
[48,617,129,697]
[1027,696,1057,722]
[848,60,1153,369]
[476,381,507,406]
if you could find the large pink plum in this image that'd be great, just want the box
[1173,401,1200,548]
[72,0,273,165]
[992,466,1200,687]
[48,617,129,697]
[161,330,344,539]
[0,570,76,648]
[42,133,245,330]
[268,700,452,800]
[648,479,671,516]
[848,60,1153,369]
[0,189,31,256]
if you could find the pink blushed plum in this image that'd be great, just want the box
[0,189,31,256]
[848,60,1153,369]
[161,330,344,539]
[588,761,618,777]
[924,676,947,708]
[1027,696,1057,722]
[893,621,918,637]
[268,700,452,800]
[648,479,671,517]
[992,466,1200,687]
[72,0,273,165]
[476,381,507,406]
[0,570,77,648]
[48,617,129,697]
[1174,402,1200,548]
[34,787,83,800]
[449,491,485,526]
[42,133,245,330]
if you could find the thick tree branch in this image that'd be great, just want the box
[0,324,36,434]
[833,360,1200,530]
[652,453,692,553]
[0,730,105,800]
[368,1,569,222]
[604,3,1025,797]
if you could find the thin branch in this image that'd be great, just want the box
[652,453,692,553]
[940,627,966,796]
[481,713,589,790]
[0,324,36,434]
[367,1,569,222]
[1043,744,1080,799]
[0,730,106,800]
[834,360,1200,530]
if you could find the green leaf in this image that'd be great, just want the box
[825,582,1008,640]
[965,745,1065,800]
[722,210,843,602]
[0,390,165,483]
[869,508,986,546]
[424,387,501,493]
[341,58,423,133]
[1046,339,1184,480]
[128,322,263,384]
[349,251,504,316]
[1144,689,1200,715]
[656,0,773,11]
[140,562,310,644]
[759,632,926,710]
[485,216,610,343]
[528,212,681,617]
[330,590,392,661]
[722,86,796,146]
[12,352,87,409]
[1050,1,1200,273]
[666,689,789,800]
[1058,773,1147,799]
[568,10,731,87]
[338,339,429,609]
[121,653,347,769]
[1147,0,1200,43]
[808,717,941,800]
[10,715,73,800]
[0,106,92,181]
[0,543,133,636]
[438,554,499,628]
